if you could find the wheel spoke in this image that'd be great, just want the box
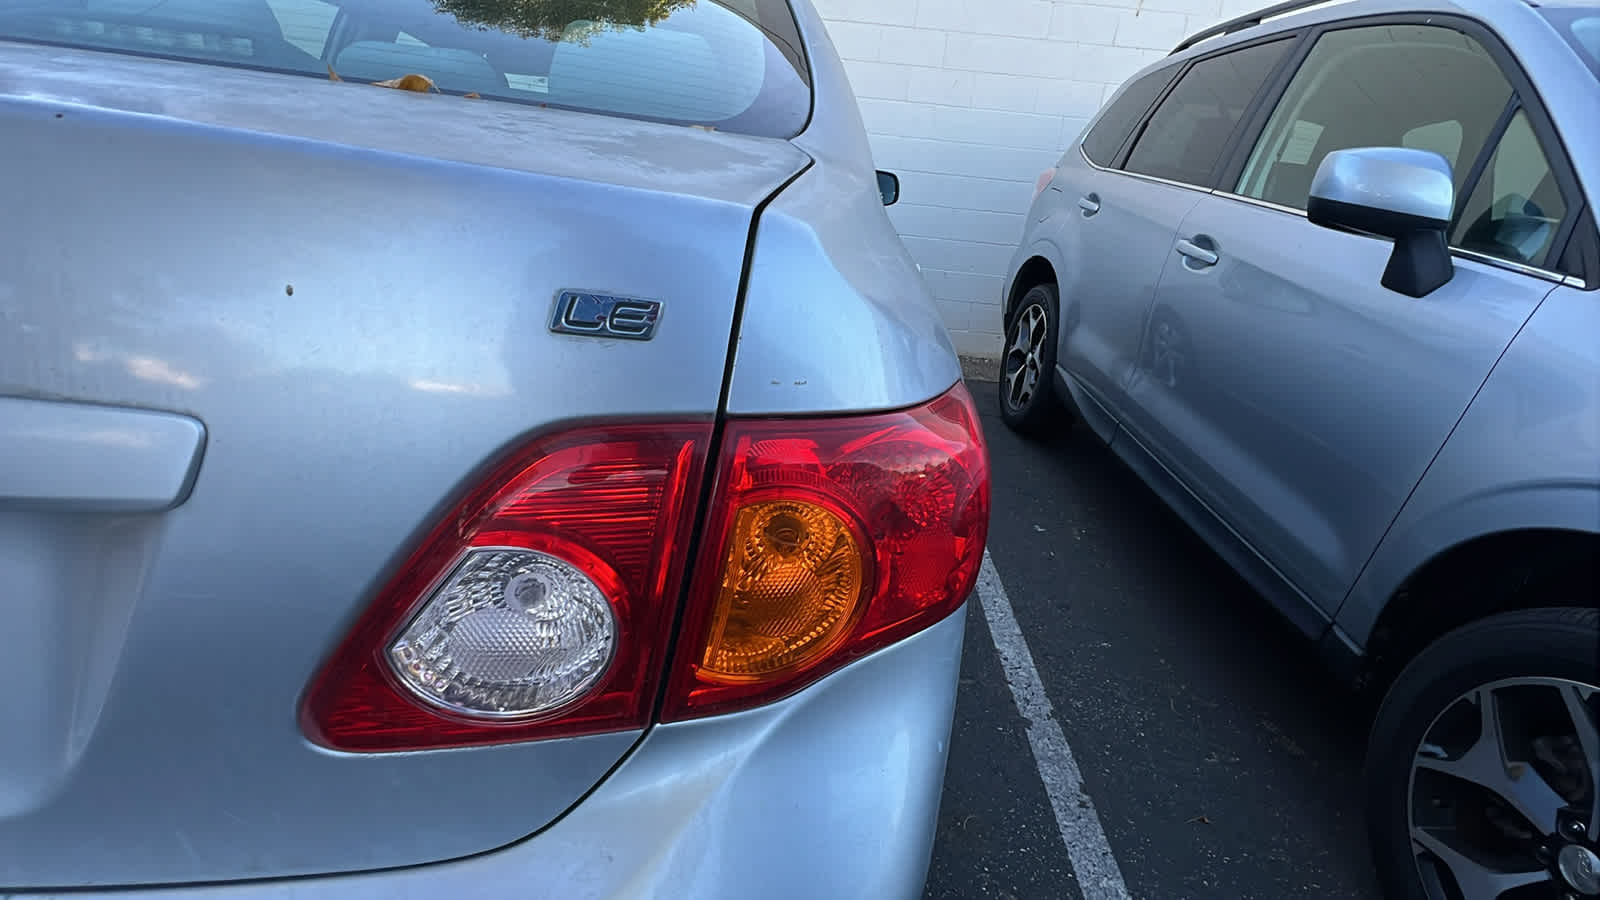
[1559,684,1600,839]
[1005,359,1029,407]
[1411,826,1551,900]
[1006,323,1032,358]
[1415,688,1567,836]
[1026,308,1046,349]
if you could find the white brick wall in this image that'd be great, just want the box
[816,0,1256,357]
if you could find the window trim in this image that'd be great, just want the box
[1214,12,1589,278]
[1212,26,1319,190]
[1449,97,1521,229]
[1108,28,1310,184]
[1211,187,1586,287]
[1554,205,1598,290]
[1080,64,1180,168]
[1450,101,1574,271]
[1104,64,1182,169]
[1079,143,1210,195]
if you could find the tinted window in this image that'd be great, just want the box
[1123,39,1290,186]
[1237,25,1512,210]
[1081,66,1177,166]
[1453,109,1567,266]
[0,0,813,138]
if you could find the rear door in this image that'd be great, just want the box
[1052,36,1293,428]
[1125,18,1582,612]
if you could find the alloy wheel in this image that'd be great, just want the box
[1407,676,1600,899]
[1003,303,1048,412]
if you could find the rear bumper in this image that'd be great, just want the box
[32,604,967,900]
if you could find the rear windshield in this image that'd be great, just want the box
[0,0,813,137]
[1541,6,1600,78]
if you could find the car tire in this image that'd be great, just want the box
[998,283,1064,436]
[1365,607,1600,900]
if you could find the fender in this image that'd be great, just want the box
[1339,482,1600,646]
[1002,237,1068,323]
[1336,284,1600,646]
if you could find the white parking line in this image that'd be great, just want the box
[976,551,1132,900]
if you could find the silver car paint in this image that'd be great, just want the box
[0,397,205,513]
[10,607,966,900]
[728,0,962,416]
[728,161,961,416]
[1339,282,1600,644]
[1008,0,1598,656]
[0,0,965,882]
[0,43,811,203]
[0,62,740,875]
[1048,164,1201,436]
[1127,197,1554,620]
[1308,147,1456,222]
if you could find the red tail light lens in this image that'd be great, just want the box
[304,385,988,749]
[301,425,710,752]
[662,382,990,720]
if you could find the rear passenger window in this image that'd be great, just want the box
[1123,39,1291,187]
[1081,67,1177,166]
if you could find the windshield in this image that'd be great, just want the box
[1541,5,1600,78]
[0,0,812,137]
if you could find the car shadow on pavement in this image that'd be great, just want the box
[925,378,1382,900]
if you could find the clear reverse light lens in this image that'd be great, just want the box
[389,548,617,718]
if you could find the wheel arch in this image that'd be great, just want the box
[1355,524,1600,696]
[1005,252,1059,324]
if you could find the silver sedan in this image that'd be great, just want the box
[0,0,989,896]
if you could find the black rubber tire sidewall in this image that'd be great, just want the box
[1365,607,1600,900]
[998,283,1063,436]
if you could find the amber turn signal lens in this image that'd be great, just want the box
[698,499,868,683]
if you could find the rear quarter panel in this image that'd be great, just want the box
[725,0,962,415]
[726,162,961,415]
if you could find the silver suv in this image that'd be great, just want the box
[999,0,1599,895]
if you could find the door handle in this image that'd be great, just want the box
[1078,195,1100,215]
[1175,238,1218,267]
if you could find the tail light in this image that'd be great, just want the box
[301,425,710,752]
[662,383,989,720]
[302,384,988,751]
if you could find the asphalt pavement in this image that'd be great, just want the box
[924,378,1385,900]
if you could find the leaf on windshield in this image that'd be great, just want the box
[464,92,482,99]
[327,64,444,95]
[374,74,439,93]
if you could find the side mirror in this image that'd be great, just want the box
[876,170,900,206]
[1306,148,1455,298]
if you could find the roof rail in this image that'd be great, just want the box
[1169,0,1348,54]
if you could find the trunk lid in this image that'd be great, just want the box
[0,42,808,887]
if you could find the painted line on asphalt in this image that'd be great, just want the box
[977,551,1132,900]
